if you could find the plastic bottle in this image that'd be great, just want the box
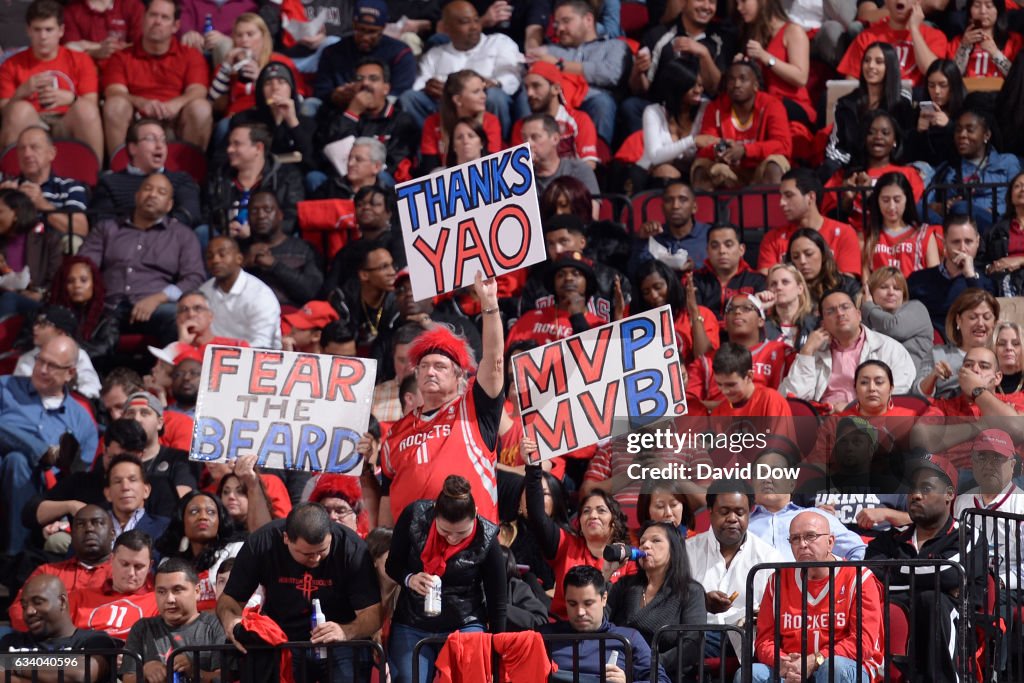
[203,13,214,34]
[311,598,327,660]
[236,191,250,226]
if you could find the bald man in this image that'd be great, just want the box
[9,504,114,631]
[746,511,884,683]
[0,575,116,683]
[400,0,524,139]
[0,336,99,555]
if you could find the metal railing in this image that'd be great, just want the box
[166,639,384,682]
[0,648,144,683]
[650,624,745,683]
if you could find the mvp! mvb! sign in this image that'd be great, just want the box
[512,306,688,462]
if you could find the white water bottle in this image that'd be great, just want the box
[424,575,442,616]
[311,598,327,660]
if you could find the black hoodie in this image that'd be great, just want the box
[231,61,315,169]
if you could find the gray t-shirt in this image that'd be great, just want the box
[120,612,225,676]
[536,158,600,197]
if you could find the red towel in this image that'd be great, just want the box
[434,631,551,683]
[239,607,294,683]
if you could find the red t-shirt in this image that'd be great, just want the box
[381,379,499,523]
[548,529,636,620]
[0,47,98,113]
[697,91,792,167]
[686,340,793,405]
[72,582,158,639]
[822,164,925,234]
[947,33,1023,78]
[838,18,948,87]
[758,217,862,276]
[674,306,720,364]
[62,0,144,46]
[420,111,503,159]
[505,307,606,353]
[160,409,195,452]
[511,103,599,164]
[871,223,942,279]
[102,38,209,102]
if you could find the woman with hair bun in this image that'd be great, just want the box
[385,474,506,683]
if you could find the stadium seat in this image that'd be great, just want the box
[0,313,24,352]
[109,145,130,173]
[620,2,649,38]
[890,394,930,416]
[634,190,662,229]
[164,142,208,185]
[785,398,821,454]
[887,602,909,683]
[596,193,632,228]
[0,350,19,375]
[1,139,99,187]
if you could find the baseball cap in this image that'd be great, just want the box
[395,267,410,284]
[147,342,182,365]
[908,454,958,491]
[725,294,765,320]
[36,305,78,337]
[261,62,295,85]
[124,391,163,417]
[173,346,204,366]
[283,301,340,331]
[545,250,596,299]
[353,0,388,27]
[973,428,1015,459]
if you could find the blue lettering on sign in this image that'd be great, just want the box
[624,370,667,428]
[620,318,656,372]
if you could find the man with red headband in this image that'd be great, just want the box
[512,62,598,168]
[379,274,505,526]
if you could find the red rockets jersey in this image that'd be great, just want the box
[505,306,605,353]
[72,583,158,639]
[755,563,885,682]
[382,379,499,522]
[871,224,942,279]
[838,18,948,86]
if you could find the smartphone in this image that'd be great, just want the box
[919,101,938,115]
[638,46,651,59]
[607,652,619,669]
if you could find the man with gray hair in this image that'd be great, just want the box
[314,136,387,200]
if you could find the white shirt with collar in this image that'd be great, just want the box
[200,271,282,349]
[412,33,524,95]
[955,482,1024,589]
[686,529,782,656]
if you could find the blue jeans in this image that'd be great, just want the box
[291,643,373,682]
[0,447,45,555]
[288,36,341,75]
[0,291,42,318]
[389,622,484,683]
[580,88,617,145]
[744,656,871,683]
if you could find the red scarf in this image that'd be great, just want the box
[421,519,477,576]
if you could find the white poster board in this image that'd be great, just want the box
[512,306,687,462]
[396,143,546,301]
[190,345,377,474]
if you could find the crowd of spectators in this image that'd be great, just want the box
[2,0,1024,679]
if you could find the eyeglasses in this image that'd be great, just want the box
[972,452,1008,465]
[822,302,855,317]
[36,356,74,372]
[177,305,210,316]
[727,304,758,315]
[172,368,202,380]
[788,532,829,546]
[363,262,395,273]
[323,505,356,519]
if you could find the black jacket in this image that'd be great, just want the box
[385,500,507,633]
[823,90,915,180]
[692,262,767,321]
[207,157,305,235]
[92,170,203,227]
[315,97,419,174]
[980,217,1024,296]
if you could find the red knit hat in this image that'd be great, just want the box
[408,326,477,372]
[309,474,369,537]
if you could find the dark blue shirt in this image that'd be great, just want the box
[314,34,417,100]
[907,264,995,335]
[628,221,711,277]
[540,619,669,683]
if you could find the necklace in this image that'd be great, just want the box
[362,298,384,337]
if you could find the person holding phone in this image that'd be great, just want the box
[948,0,1021,78]
[906,59,965,170]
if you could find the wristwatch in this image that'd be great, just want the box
[556,58,565,71]
[767,56,777,68]
[972,386,987,400]
[815,653,825,668]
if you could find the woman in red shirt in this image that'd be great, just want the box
[632,260,718,363]
[735,0,814,126]
[822,110,925,233]
[863,171,942,279]
[418,69,503,175]
[949,0,1021,78]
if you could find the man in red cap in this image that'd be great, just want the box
[167,347,203,417]
[506,251,605,351]
[512,62,598,168]
[955,428,1024,593]
[379,273,505,526]
[868,455,988,683]
[282,300,340,353]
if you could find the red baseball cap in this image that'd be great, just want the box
[173,346,204,366]
[283,301,339,331]
[973,429,1016,459]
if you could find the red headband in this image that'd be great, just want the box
[408,327,476,372]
